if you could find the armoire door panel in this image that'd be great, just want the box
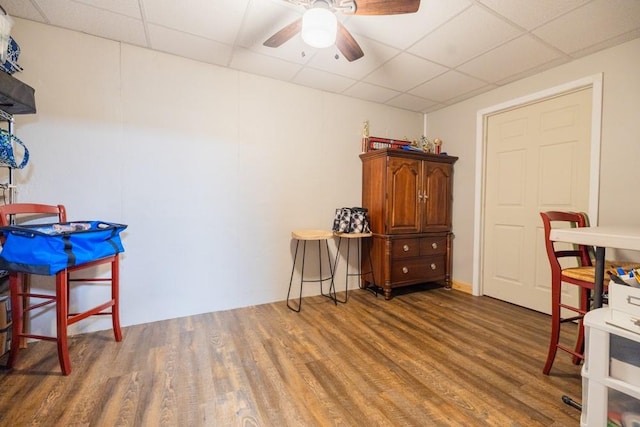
[387,157,421,234]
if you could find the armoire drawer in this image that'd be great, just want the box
[390,255,446,284]
[391,238,421,258]
[419,236,447,256]
[391,236,447,259]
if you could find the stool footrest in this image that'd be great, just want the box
[67,300,115,326]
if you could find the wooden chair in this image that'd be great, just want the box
[540,211,593,375]
[0,203,122,375]
[539,211,639,374]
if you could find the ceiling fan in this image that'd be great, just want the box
[263,0,421,62]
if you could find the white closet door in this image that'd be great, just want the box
[482,87,592,313]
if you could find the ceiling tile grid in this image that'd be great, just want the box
[364,52,448,92]
[407,5,523,68]
[3,0,640,113]
[410,70,487,103]
[532,0,640,55]
[456,34,564,83]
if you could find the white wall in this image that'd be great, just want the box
[8,19,422,335]
[425,38,640,288]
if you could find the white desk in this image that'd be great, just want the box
[550,226,640,308]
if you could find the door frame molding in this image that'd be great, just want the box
[472,73,604,296]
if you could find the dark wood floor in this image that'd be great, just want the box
[0,285,583,426]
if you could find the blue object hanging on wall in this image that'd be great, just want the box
[0,37,21,75]
[0,129,28,169]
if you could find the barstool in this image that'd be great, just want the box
[333,232,376,303]
[287,230,337,312]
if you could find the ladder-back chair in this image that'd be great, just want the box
[0,203,122,375]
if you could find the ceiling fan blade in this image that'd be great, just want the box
[263,18,302,48]
[336,22,364,62]
[350,0,420,15]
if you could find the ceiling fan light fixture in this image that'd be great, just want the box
[301,7,337,48]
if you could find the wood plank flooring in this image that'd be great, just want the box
[0,285,583,426]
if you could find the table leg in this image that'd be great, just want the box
[594,246,605,309]
[20,274,30,348]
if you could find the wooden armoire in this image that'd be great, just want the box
[360,146,458,299]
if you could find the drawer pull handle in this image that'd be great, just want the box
[402,267,409,274]
[403,245,409,252]
[432,242,438,249]
[627,295,640,307]
[430,263,437,270]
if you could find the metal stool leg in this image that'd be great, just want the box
[362,237,378,297]
[332,236,350,304]
[332,236,347,303]
[345,238,353,301]
[286,240,303,312]
[320,239,337,304]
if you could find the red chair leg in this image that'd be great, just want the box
[7,273,23,369]
[20,275,30,349]
[543,278,562,375]
[56,270,71,375]
[112,256,122,342]
[8,256,122,375]
[572,287,589,364]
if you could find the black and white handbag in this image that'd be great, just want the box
[332,207,370,234]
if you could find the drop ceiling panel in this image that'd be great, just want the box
[1,0,46,21]
[533,0,640,55]
[292,67,356,94]
[236,0,302,50]
[408,5,522,67]
[307,35,399,80]
[410,70,486,103]
[76,0,143,19]
[437,83,496,106]
[147,23,233,67]
[33,0,147,47]
[343,82,400,104]
[457,35,563,83]
[476,0,590,30]
[364,52,447,92]
[387,93,437,112]
[346,0,472,50]
[142,0,250,44]
[230,48,302,82]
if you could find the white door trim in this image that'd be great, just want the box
[472,73,604,296]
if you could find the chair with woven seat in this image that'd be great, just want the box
[539,211,639,375]
[540,211,596,375]
[0,203,122,375]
